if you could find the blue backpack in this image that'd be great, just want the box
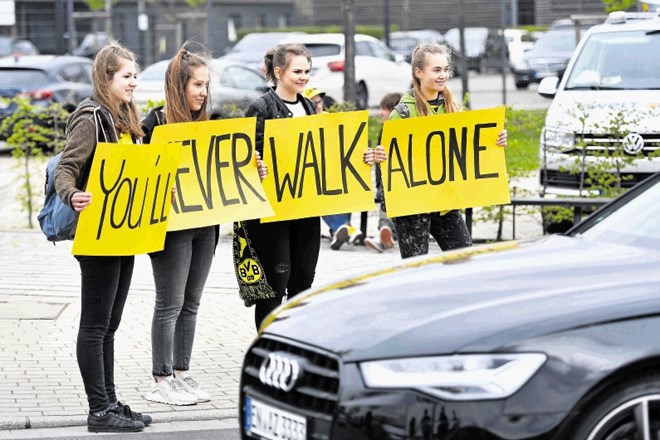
[37,152,79,242]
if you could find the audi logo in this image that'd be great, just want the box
[622,133,645,155]
[259,353,302,392]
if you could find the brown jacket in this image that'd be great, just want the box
[54,98,119,207]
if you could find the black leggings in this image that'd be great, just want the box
[75,255,134,413]
[243,216,321,329]
[392,210,472,259]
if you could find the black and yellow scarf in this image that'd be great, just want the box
[232,221,277,307]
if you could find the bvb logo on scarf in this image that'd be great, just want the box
[232,221,277,307]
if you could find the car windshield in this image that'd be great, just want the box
[572,176,660,250]
[0,69,47,87]
[565,30,660,90]
[531,31,576,52]
[139,61,168,81]
[305,43,342,57]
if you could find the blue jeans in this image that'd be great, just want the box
[322,213,351,234]
[150,226,216,377]
[75,255,134,413]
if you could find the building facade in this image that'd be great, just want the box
[3,0,619,66]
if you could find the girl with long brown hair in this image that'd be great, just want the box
[366,42,508,258]
[54,43,150,433]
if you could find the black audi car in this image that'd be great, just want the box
[239,173,660,440]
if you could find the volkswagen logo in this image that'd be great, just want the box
[259,353,302,392]
[622,133,645,155]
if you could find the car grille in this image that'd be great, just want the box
[528,61,565,71]
[242,335,341,416]
[540,169,651,189]
[570,133,660,157]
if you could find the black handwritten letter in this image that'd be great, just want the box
[473,123,499,179]
[426,130,447,185]
[387,138,410,190]
[448,127,468,181]
[338,122,369,192]
[97,159,126,240]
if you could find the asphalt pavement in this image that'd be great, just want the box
[0,101,545,437]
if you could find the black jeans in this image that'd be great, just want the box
[392,210,472,259]
[75,255,134,413]
[244,216,321,328]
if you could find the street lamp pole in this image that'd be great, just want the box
[383,0,390,48]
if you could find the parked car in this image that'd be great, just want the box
[0,36,39,57]
[510,29,579,89]
[538,10,660,197]
[280,33,411,109]
[219,32,306,72]
[387,29,445,63]
[503,28,535,68]
[133,58,267,119]
[0,55,93,152]
[73,32,117,58]
[444,27,508,73]
[240,171,660,440]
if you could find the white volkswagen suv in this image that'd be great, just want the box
[537,10,660,197]
[280,33,411,109]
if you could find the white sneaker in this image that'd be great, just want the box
[174,372,211,403]
[143,376,198,406]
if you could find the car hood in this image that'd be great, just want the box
[545,90,660,132]
[262,236,660,362]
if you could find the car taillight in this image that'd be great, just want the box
[26,89,54,100]
[327,60,345,72]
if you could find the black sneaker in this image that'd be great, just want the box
[87,407,145,433]
[117,400,152,426]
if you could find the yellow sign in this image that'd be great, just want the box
[380,106,510,218]
[261,111,374,222]
[150,118,274,230]
[72,142,182,256]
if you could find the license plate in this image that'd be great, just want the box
[244,396,307,440]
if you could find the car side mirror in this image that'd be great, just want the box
[538,76,559,99]
[394,53,404,64]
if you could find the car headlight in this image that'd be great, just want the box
[541,126,574,151]
[359,353,546,401]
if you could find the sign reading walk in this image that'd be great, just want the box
[380,106,510,217]
[261,111,374,222]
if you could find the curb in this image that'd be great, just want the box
[0,409,237,431]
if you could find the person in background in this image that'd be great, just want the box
[141,43,268,406]
[304,86,363,251]
[365,42,507,259]
[54,44,150,433]
[241,44,320,330]
[364,92,401,253]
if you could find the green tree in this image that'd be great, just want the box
[0,97,69,228]
[601,0,637,12]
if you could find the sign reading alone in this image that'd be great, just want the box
[380,106,510,217]
[261,111,375,222]
[72,142,182,256]
[150,118,274,231]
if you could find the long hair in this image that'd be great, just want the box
[91,44,143,138]
[410,43,460,116]
[264,43,312,85]
[164,42,210,124]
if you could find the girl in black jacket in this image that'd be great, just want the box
[242,44,319,330]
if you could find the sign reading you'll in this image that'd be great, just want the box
[380,106,510,217]
[150,118,274,231]
[261,110,374,222]
[72,142,181,256]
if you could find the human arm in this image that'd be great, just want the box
[54,115,97,209]
[245,99,267,155]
